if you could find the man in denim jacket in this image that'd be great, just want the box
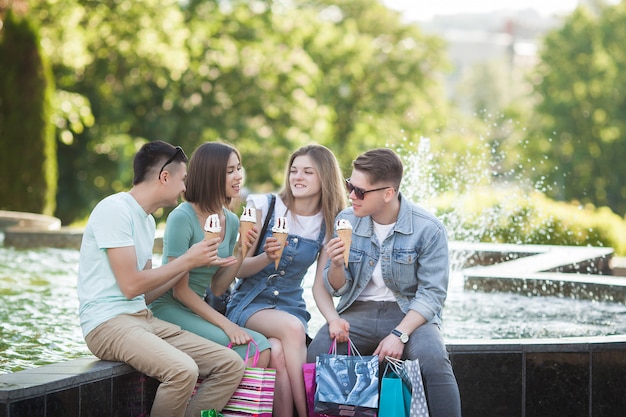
[307,148,461,417]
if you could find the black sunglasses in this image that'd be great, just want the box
[158,146,186,179]
[345,178,391,200]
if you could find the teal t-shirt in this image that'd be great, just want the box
[77,192,155,338]
[149,202,272,358]
[151,202,238,307]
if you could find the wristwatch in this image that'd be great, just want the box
[391,329,409,344]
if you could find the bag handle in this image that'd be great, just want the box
[327,337,360,357]
[328,338,337,354]
[348,338,362,358]
[227,339,261,367]
[385,356,404,375]
[382,361,395,378]
[253,194,276,257]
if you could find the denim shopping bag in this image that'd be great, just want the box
[314,339,378,417]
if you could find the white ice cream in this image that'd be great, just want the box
[336,219,353,230]
[240,206,256,223]
[272,217,289,233]
[204,214,221,233]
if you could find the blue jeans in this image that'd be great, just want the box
[307,301,461,417]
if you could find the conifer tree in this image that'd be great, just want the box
[0,9,57,215]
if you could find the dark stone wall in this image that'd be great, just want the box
[3,339,626,417]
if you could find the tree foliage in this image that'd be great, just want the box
[22,0,449,224]
[529,3,626,216]
[296,0,449,159]
[0,9,56,215]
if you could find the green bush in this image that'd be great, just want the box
[430,188,626,256]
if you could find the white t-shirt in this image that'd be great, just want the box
[248,194,322,241]
[357,221,396,302]
[77,192,154,337]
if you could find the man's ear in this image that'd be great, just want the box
[383,187,396,203]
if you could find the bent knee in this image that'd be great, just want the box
[165,359,199,386]
[277,316,305,337]
[268,338,287,370]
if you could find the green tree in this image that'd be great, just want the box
[26,0,450,224]
[297,0,449,166]
[0,9,56,215]
[529,3,626,215]
[178,0,451,188]
[32,0,190,223]
[177,1,333,189]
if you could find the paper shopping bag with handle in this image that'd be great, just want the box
[314,339,378,417]
[386,356,430,417]
[303,360,335,417]
[222,340,276,417]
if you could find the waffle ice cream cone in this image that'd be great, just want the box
[336,219,353,267]
[239,206,257,258]
[204,231,220,241]
[271,217,289,269]
[204,214,221,241]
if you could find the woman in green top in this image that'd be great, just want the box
[149,142,271,365]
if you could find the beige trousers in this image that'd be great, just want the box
[85,309,244,417]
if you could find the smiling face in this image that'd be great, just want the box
[289,154,322,199]
[347,169,390,218]
[225,151,243,200]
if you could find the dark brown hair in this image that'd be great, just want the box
[353,148,403,189]
[184,142,241,213]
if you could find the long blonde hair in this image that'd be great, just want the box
[278,144,347,238]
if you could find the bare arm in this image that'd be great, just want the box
[325,236,348,290]
[211,224,258,295]
[312,247,350,342]
[168,258,252,346]
[144,267,187,304]
[108,238,220,300]
[374,309,426,360]
[237,236,282,277]
[237,209,280,278]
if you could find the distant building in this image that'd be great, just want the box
[419,9,564,111]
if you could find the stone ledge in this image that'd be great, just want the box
[0,357,133,402]
[611,256,626,277]
[0,210,61,230]
[453,242,626,300]
[0,210,164,251]
[0,357,159,416]
[4,226,84,249]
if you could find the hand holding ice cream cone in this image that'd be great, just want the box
[204,213,221,241]
[239,206,257,258]
[336,219,352,267]
[271,216,289,269]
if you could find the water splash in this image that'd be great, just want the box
[393,134,609,265]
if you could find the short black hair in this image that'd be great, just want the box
[133,140,188,185]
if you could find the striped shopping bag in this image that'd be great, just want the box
[222,340,276,417]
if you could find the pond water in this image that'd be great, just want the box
[2,245,626,374]
[0,247,88,374]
